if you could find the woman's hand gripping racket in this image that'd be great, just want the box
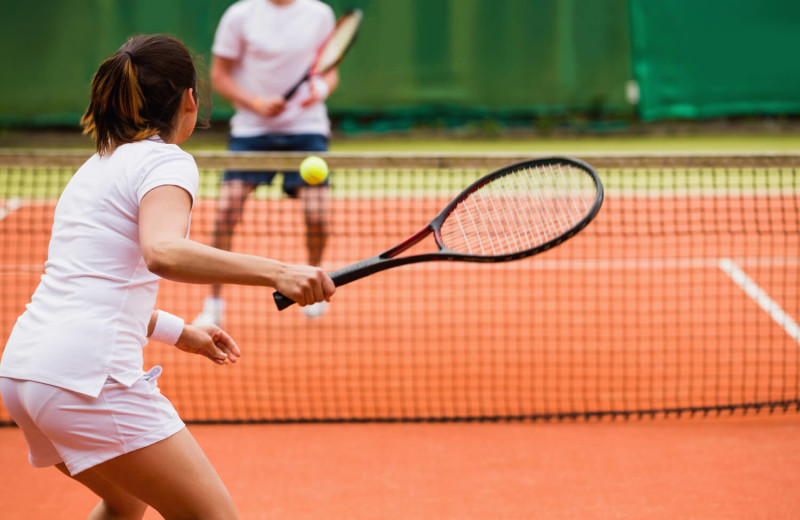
[274,157,604,310]
[283,9,363,101]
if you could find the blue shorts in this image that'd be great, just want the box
[224,133,329,198]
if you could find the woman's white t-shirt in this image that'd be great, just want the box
[0,139,198,397]
[212,0,336,137]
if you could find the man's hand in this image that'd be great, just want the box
[252,95,286,117]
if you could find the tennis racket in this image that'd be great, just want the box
[283,9,363,100]
[274,157,604,310]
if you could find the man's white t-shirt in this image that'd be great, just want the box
[212,0,336,137]
[0,139,199,398]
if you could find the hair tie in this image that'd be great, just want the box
[121,50,134,60]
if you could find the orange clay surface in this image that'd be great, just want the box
[1,193,799,518]
[0,413,799,519]
[4,196,797,424]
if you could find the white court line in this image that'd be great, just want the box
[3,256,799,276]
[719,258,800,345]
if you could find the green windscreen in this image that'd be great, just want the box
[0,0,633,126]
[629,0,800,120]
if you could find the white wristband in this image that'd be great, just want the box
[310,75,330,100]
[151,310,184,345]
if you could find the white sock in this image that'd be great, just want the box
[204,297,225,312]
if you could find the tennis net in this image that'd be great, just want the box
[0,150,798,423]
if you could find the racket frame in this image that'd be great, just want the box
[274,156,604,309]
[283,9,363,100]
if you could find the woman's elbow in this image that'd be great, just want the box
[142,242,181,277]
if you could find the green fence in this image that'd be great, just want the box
[0,0,798,127]
[0,0,632,127]
[629,0,800,121]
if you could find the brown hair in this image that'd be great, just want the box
[81,34,208,155]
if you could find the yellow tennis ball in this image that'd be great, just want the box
[300,156,329,185]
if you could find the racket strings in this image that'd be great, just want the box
[440,163,596,256]
[317,13,362,71]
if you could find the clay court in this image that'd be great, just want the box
[1,413,798,519]
[1,153,798,518]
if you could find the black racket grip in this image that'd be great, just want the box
[273,292,296,310]
[272,256,384,311]
[283,72,310,100]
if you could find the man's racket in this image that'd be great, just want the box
[274,157,604,310]
[283,9,363,100]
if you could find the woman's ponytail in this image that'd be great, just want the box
[81,51,155,155]
[80,35,202,155]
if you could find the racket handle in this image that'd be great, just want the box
[283,72,309,100]
[273,291,296,310]
[270,267,363,311]
[271,256,407,311]
[271,257,379,311]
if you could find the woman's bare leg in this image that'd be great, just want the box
[64,428,237,520]
[56,463,148,520]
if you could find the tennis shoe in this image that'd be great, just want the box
[301,300,329,319]
[193,297,225,327]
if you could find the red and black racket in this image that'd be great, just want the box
[283,9,363,100]
[274,157,604,310]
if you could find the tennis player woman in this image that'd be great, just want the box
[0,34,334,519]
